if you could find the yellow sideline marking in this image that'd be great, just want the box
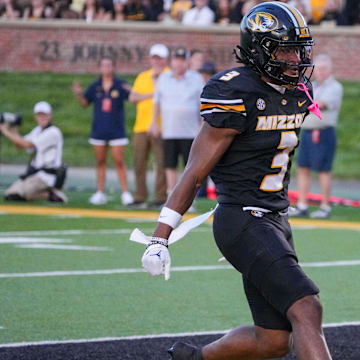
[0,205,360,230]
[0,205,195,221]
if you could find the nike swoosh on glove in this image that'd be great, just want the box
[141,243,171,280]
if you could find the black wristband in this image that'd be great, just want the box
[146,237,168,248]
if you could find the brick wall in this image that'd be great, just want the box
[0,20,359,80]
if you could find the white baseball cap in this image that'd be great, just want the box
[149,44,169,58]
[33,101,52,114]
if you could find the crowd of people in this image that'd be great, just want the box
[0,0,359,25]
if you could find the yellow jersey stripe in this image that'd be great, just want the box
[200,104,246,112]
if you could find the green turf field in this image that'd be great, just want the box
[0,201,359,346]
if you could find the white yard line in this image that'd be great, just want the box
[1,260,360,279]
[15,244,111,251]
[0,321,359,348]
[0,228,210,237]
[0,238,71,244]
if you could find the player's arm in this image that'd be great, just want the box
[147,102,161,137]
[128,90,153,103]
[72,81,89,107]
[0,124,34,149]
[152,121,239,240]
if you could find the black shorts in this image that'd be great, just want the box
[163,139,193,169]
[213,204,319,331]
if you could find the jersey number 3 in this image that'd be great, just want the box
[260,131,298,192]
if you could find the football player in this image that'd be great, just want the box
[141,2,332,359]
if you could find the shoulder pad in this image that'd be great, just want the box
[200,68,248,117]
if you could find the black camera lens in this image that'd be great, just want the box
[0,112,22,126]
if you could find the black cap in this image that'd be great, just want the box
[173,47,189,59]
[199,61,217,75]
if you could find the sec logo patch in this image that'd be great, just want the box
[256,98,266,110]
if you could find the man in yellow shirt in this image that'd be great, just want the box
[129,44,169,209]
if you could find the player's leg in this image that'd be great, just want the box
[151,135,167,204]
[163,139,178,194]
[133,132,150,203]
[297,166,311,205]
[22,175,50,200]
[201,326,290,360]
[111,145,128,191]
[111,143,134,205]
[179,138,193,167]
[310,127,336,218]
[211,206,323,359]
[287,295,331,360]
[290,129,312,216]
[4,179,26,200]
[93,144,107,193]
[318,171,331,207]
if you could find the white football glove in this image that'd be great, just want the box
[141,239,171,280]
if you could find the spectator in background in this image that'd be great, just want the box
[337,0,360,25]
[80,0,111,21]
[112,0,125,20]
[228,0,246,24]
[52,0,79,18]
[199,61,216,86]
[0,101,67,203]
[189,49,204,72]
[170,0,192,21]
[22,0,53,19]
[0,0,22,18]
[215,0,231,24]
[143,0,164,21]
[309,0,327,24]
[182,0,215,26]
[70,0,85,14]
[240,0,260,18]
[148,47,204,201]
[123,0,150,20]
[101,0,114,13]
[288,0,312,22]
[129,44,169,209]
[289,54,343,219]
[72,56,134,206]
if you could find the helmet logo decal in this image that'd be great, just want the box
[247,12,279,32]
[256,98,266,110]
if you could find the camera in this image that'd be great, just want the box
[0,112,22,127]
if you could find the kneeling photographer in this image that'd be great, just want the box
[0,101,67,203]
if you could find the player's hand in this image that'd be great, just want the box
[72,81,83,96]
[312,129,320,144]
[147,121,161,138]
[141,242,171,280]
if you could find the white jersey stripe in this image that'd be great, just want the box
[201,98,244,105]
[200,109,247,115]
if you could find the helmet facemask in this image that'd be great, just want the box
[259,37,314,87]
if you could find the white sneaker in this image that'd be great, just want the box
[89,191,107,205]
[310,206,331,219]
[288,205,309,217]
[121,191,134,206]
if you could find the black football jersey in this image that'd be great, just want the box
[201,66,313,211]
